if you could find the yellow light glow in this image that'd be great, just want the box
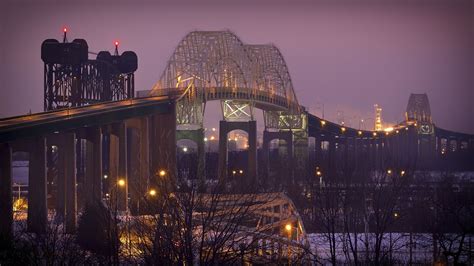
[384,127,394,132]
[159,170,166,177]
[118,179,126,187]
[394,212,399,218]
[341,127,346,132]
[320,120,326,126]
[373,132,377,137]
[149,189,157,196]
[358,131,362,135]
[13,197,27,212]
[210,136,215,140]
[401,170,405,176]
[316,171,322,176]
[285,224,292,232]
[387,169,392,174]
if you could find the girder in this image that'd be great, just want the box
[222,100,254,122]
[150,31,302,128]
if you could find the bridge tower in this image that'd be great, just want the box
[405,93,436,169]
[42,29,137,111]
[218,100,258,189]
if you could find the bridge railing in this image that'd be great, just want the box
[151,87,298,111]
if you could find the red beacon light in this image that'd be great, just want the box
[114,41,119,47]
[63,27,68,33]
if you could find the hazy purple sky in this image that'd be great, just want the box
[1,0,472,133]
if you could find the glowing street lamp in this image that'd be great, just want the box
[118,179,126,187]
[239,170,243,174]
[148,189,157,196]
[159,170,166,177]
[387,169,392,175]
[285,223,292,233]
[400,170,405,176]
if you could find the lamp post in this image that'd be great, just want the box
[285,223,292,265]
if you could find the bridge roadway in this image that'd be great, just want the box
[0,96,172,143]
[0,95,178,238]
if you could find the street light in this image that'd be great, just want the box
[148,189,157,196]
[239,170,243,174]
[285,223,292,233]
[159,170,166,177]
[118,179,126,187]
[285,223,292,264]
[387,169,392,175]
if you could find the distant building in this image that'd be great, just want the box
[374,104,383,131]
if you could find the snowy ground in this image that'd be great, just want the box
[307,233,473,265]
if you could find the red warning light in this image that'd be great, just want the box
[63,27,68,33]
[114,41,119,46]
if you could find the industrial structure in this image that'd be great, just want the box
[0,31,473,247]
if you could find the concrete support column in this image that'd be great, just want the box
[63,132,77,233]
[111,123,128,212]
[150,110,177,189]
[27,136,48,233]
[218,121,228,183]
[84,127,102,204]
[247,121,257,185]
[56,139,66,220]
[0,143,13,242]
[261,131,271,183]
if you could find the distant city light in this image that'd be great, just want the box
[212,128,216,132]
[239,170,243,174]
[103,174,108,179]
[210,136,215,140]
[401,170,405,176]
[387,169,392,174]
[182,147,188,152]
[320,120,326,126]
[285,223,292,232]
[149,189,157,196]
[204,137,208,142]
[159,170,166,177]
[118,179,126,187]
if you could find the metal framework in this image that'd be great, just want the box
[150,31,302,128]
[44,60,134,111]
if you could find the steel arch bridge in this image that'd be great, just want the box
[150,30,303,129]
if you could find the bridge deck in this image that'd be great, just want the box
[0,96,172,143]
